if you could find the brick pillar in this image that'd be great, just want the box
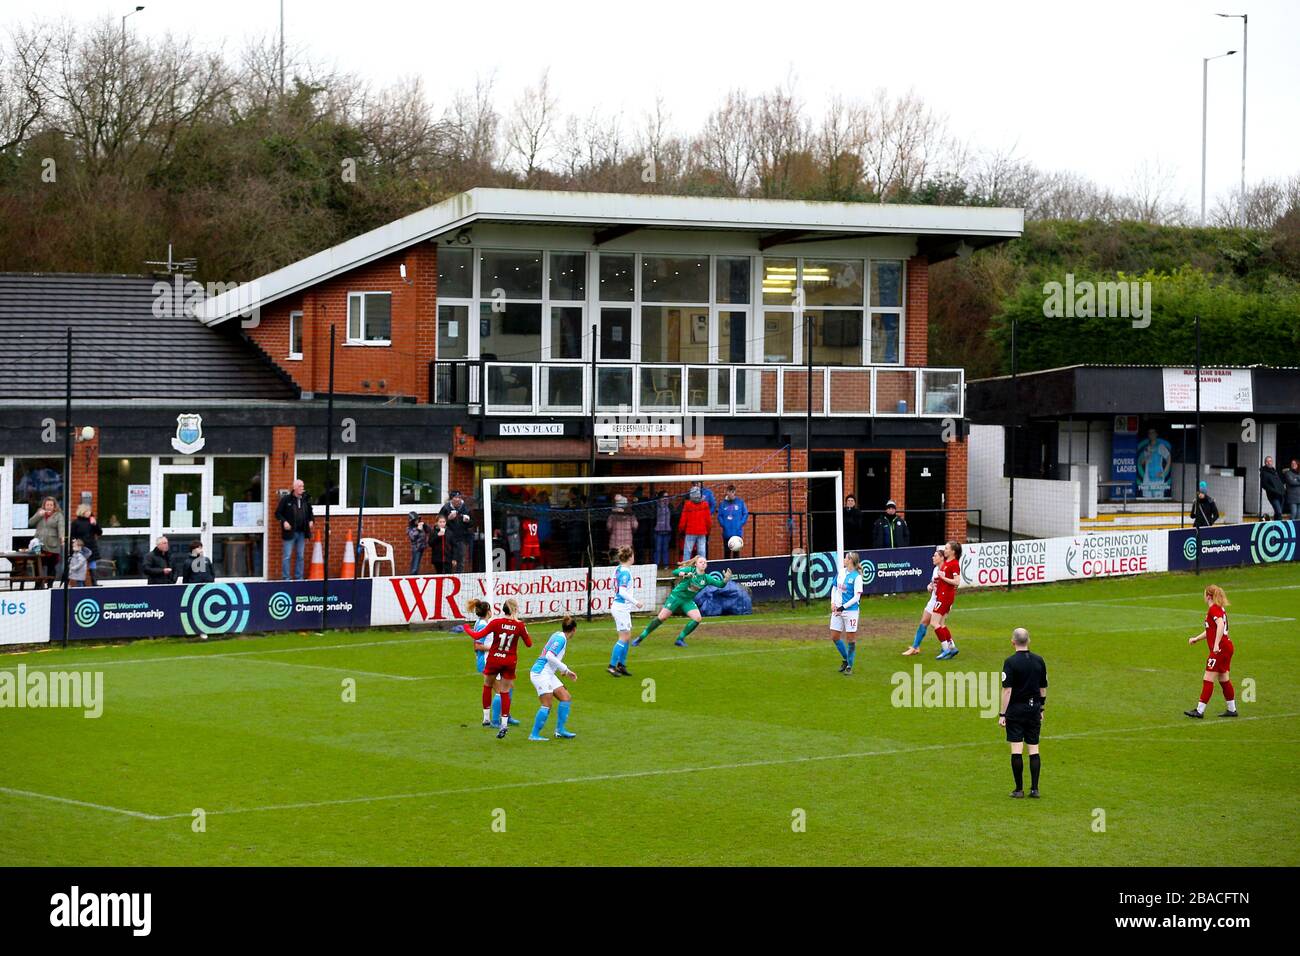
[70,426,100,514]
[889,449,907,511]
[945,437,969,542]
[412,243,438,401]
[904,255,929,367]
[270,425,296,579]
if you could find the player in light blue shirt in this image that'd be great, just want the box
[607,546,644,677]
[529,616,578,741]
[829,552,864,675]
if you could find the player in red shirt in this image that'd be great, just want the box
[476,598,534,738]
[520,517,541,569]
[932,540,962,660]
[1185,584,1238,718]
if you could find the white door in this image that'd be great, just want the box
[156,464,210,562]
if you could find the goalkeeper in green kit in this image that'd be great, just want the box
[633,555,732,648]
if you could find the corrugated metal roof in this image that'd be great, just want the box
[0,272,298,401]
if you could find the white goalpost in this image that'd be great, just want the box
[481,470,845,613]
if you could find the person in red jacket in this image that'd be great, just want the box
[678,487,712,561]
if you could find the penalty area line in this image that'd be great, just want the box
[148,711,1300,821]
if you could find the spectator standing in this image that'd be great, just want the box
[407,512,430,575]
[678,488,712,561]
[439,491,474,573]
[1284,459,1300,519]
[631,495,655,564]
[1259,457,1286,520]
[275,479,315,581]
[606,495,639,562]
[70,504,101,586]
[1191,482,1220,528]
[843,495,865,551]
[652,490,674,566]
[181,539,216,583]
[428,515,451,574]
[67,537,91,587]
[27,496,65,587]
[143,536,175,585]
[717,485,750,554]
[872,500,911,549]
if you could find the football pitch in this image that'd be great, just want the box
[2,564,1297,867]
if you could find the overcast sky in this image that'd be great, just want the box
[13,0,1299,210]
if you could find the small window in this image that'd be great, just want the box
[549,252,586,301]
[346,456,396,509]
[598,254,635,301]
[400,458,444,506]
[289,310,303,358]
[347,292,392,344]
[871,261,904,308]
[295,458,340,507]
[438,247,474,298]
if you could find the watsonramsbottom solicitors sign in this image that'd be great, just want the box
[370,565,659,626]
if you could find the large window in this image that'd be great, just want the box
[211,457,265,528]
[347,292,391,344]
[295,458,340,507]
[96,456,150,529]
[12,457,64,537]
[296,455,448,513]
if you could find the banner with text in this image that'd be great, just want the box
[1168,521,1298,572]
[1,589,52,645]
[371,564,659,627]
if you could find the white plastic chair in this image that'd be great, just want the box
[359,537,395,577]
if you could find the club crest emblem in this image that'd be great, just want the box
[171,413,205,454]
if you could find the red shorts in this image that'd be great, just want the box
[932,599,953,617]
[521,543,541,559]
[1205,641,1233,674]
[484,660,517,681]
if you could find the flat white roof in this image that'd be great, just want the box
[201,187,1024,324]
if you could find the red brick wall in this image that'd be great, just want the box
[69,427,99,514]
[905,255,928,367]
[246,245,438,400]
[944,437,968,543]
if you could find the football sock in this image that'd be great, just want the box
[847,642,857,667]
[500,691,512,726]
[678,619,699,642]
[1011,753,1024,790]
[833,638,849,661]
[912,623,927,648]
[609,640,622,667]
[482,707,491,723]
[935,626,953,648]
[1029,754,1041,790]
[556,700,572,733]
[491,692,502,725]
[618,641,629,665]
[482,685,493,709]
[639,617,663,640]
[1200,680,1215,703]
[1222,681,1236,712]
[531,706,550,737]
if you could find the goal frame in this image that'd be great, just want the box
[481,470,844,611]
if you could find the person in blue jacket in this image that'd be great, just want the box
[717,484,749,555]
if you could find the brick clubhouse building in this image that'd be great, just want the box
[0,189,1021,580]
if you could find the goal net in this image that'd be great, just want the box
[481,470,845,616]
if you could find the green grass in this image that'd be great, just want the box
[2,564,1298,866]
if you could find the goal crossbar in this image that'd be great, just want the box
[481,470,844,612]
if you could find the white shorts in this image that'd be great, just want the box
[829,609,859,634]
[924,594,939,614]
[611,605,633,633]
[530,669,564,696]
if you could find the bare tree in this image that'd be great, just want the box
[691,89,754,195]
[504,69,557,179]
[0,26,51,153]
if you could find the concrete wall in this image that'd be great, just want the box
[970,424,1081,537]
[1171,462,1244,525]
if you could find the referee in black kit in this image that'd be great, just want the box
[998,628,1048,798]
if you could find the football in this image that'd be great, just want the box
[727,535,744,552]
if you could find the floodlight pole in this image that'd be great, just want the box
[62,328,72,646]
[321,324,335,633]
[1194,315,1202,576]
[1007,315,1017,592]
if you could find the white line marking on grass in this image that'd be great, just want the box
[149,711,1300,821]
[0,786,166,821]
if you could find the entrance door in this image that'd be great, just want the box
[158,465,209,567]
[809,451,843,554]
[905,452,947,547]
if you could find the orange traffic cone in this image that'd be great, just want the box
[307,528,325,580]
[340,531,356,579]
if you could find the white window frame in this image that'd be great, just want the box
[346,291,392,346]
[868,258,907,366]
[294,453,450,516]
[288,310,303,360]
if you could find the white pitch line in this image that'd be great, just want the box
[221,656,420,681]
[146,711,1300,821]
[0,786,167,821]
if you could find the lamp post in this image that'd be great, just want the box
[1200,49,1237,226]
[1216,13,1248,215]
[121,5,144,39]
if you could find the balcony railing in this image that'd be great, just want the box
[430,360,963,419]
